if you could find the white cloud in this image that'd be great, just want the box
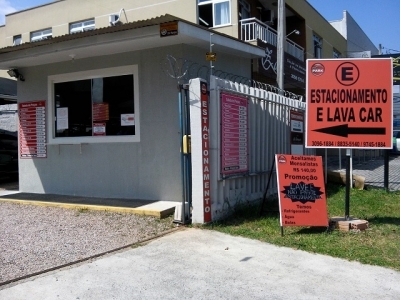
[0,0,17,25]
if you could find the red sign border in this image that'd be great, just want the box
[306,58,393,149]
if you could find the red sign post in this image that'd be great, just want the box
[275,154,328,231]
[306,58,393,149]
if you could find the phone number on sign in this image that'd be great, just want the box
[311,140,361,147]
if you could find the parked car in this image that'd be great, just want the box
[0,131,18,178]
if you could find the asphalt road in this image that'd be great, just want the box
[1,228,399,300]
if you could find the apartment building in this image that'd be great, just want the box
[329,10,379,58]
[0,0,349,210]
[1,0,347,91]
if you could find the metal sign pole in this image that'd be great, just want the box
[345,148,351,220]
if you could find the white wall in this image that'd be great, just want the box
[330,11,378,56]
[17,44,251,201]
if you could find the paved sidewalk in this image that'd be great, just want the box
[1,228,399,300]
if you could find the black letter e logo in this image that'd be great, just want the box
[336,62,359,86]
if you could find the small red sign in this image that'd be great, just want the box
[275,154,328,227]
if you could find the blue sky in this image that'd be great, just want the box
[1,0,399,55]
[307,0,400,54]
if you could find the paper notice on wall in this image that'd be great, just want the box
[93,123,106,136]
[121,114,135,126]
[92,103,109,121]
[56,107,69,130]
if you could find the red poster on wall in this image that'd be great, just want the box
[220,92,248,176]
[19,100,47,158]
[275,154,328,227]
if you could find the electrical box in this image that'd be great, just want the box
[183,135,191,154]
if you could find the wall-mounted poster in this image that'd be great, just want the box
[56,107,68,130]
[92,102,109,121]
[121,114,135,126]
[220,92,249,177]
[93,123,106,136]
[19,100,47,158]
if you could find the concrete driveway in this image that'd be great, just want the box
[1,228,399,300]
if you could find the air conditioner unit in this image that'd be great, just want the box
[109,14,120,26]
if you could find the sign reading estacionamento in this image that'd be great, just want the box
[275,154,328,227]
[306,58,393,149]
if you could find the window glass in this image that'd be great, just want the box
[31,29,52,42]
[198,0,231,28]
[313,34,322,58]
[214,2,230,26]
[13,35,22,46]
[70,19,95,33]
[333,49,341,58]
[48,65,140,144]
[54,75,134,137]
[238,0,250,20]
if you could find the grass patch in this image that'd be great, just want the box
[204,183,400,271]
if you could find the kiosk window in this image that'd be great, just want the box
[49,65,139,144]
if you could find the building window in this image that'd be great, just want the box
[238,0,250,20]
[333,49,341,58]
[313,34,322,58]
[13,35,22,46]
[48,65,140,144]
[70,19,95,34]
[198,0,231,28]
[31,28,52,42]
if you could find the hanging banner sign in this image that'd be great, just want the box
[19,100,47,158]
[306,58,393,149]
[275,154,328,227]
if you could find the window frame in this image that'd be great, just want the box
[70,19,95,34]
[31,28,52,42]
[198,0,231,28]
[313,34,322,58]
[47,65,140,145]
[13,35,22,46]
[333,48,341,59]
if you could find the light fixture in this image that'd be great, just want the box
[286,29,300,38]
[7,68,25,81]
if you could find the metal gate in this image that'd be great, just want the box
[190,76,315,223]
[177,84,192,224]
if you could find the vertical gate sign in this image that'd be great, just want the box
[201,81,212,223]
[306,58,393,149]
[19,100,47,158]
[220,92,249,177]
[275,154,328,227]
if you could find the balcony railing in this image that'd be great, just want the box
[240,18,304,61]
